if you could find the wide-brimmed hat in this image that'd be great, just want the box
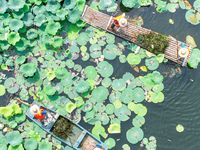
[119,18,127,27]
[178,48,189,58]
[30,105,40,115]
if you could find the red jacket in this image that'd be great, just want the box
[34,108,46,119]
[113,15,123,26]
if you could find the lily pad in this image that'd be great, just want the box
[133,104,147,117]
[9,19,23,32]
[20,63,37,77]
[145,57,159,70]
[97,61,113,77]
[7,32,20,46]
[132,115,145,127]
[176,124,184,132]
[67,7,82,24]
[102,77,112,88]
[75,79,90,93]
[104,138,116,149]
[0,85,5,96]
[77,32,89,46]
[43,84,57,95]
[112,79,126,92]
[5,131,23,147]
[0,0,8,14]
[126,127,144,144]
[89,44,101,58]
[84,66,97,79]
[91,86,109,102]
[105,104,115,114]
[107,123,121,133]
[65,102,76,113]
[149,92,164,103]
[92,124,107,140]
[24,139,38,150]
[127,53,141,65]
[132,87,145,102]
[55,67,68,79]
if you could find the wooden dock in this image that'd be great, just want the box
[81,5,193,66]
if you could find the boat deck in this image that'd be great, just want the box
[81,5,193,66]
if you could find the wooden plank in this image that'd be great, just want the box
[81,5,193,66]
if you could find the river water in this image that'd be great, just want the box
[104,1,200,149]
[1,1,200,150]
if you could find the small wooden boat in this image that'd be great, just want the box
[26,102,108,150]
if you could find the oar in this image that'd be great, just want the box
[14,98,32,106]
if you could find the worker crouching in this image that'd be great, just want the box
[111,13,127,29]
[30,105,47,120]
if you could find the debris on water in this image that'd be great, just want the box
[190,79,194,82]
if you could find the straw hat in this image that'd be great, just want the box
[178,48,189,58]
[94,148,101,150]
[119,18,127,27]
[30,105,40,115]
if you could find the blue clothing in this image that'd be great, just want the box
[95,144,103,149]
[41,110,47,120]
[181,42,186,48]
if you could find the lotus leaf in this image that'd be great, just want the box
[0,41,10,51]
[68,7,82,24]
[84,109,98,124]
[46,20,61,35]
[39,140,52,150]
[97,61,113,77]
[7,32,20,46]
[0,84,5,96]
[105,104,115,114]
[4,77,19,94]
[103,44,117,60]
[9,19,23,32]
[24,139,38,150]
[105,33,115,44]
[127,53,141,65]
[68,45,80,60]
[142,137,148,144]
[145,57,159,70]
[44,84,57,95]
[5,131,23,147]
[112,79,126,91]
[92,86,109,102]
[8,0,25,11]
[151,71,163,84]
[194,0,200,12]
[120,88,133,104]
[29,130,41,142]
[102,77,112,88]
[132,115,145,127]
[46,0,60,13]
[156,54,164,63]
[122,144,130,150]
[153,83,164,93]
[107,123,121,133]
[15,37,29,51]
[114,104,131,121]
[126,127,144,144]
[113,100,122,109]
[55,67,68,79]
[34,14,46,27]
[176,124,184,132]
[74,96,85,108]
[84,66,97,79]
[92,124,107,140]
[20,63,36,77]
[26,29,38,40]
[0,140,7,150]
[133,104,147,116]
[167,3,178,13]
[12,11,24,19]
[187,48,200,68]
[104,138,116,149]
[186,35,197,47]
[123,73,134,83]
[156,0,167,13]
[96,113,109,125]
[99,0,115,10]
[109,91,121,103]
[122,0,137,8]
[185,9,199,25]
[140,0,152,6]
[75,79,90,93]
[63,0,76,9]
[77,32,89,46]
[22,12,34,27]
[65,102,76,113]
[118,55,126,63]
[132,87,145,102]
[0,0,8,14]
[0,106,13,119]
[150,92,164,103]
[146,141,157,149]
[8,120,17,128]
[52,36,63,48]
[56,9,68,21]
[89,44,101,58]
[68,29,79,40]
[46,70,55,81]
[14,113,26,123]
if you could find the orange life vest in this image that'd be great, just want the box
[113,15,123,27]
[34,108,46,119]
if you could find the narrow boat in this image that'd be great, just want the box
[26,102,108,150]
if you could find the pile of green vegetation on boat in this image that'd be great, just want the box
[137,31,169,55]
[51,116,74,139]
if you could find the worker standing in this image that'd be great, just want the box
[30,105,47,120]
[111,13,127,29]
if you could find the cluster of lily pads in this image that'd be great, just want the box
[0,0,198,150]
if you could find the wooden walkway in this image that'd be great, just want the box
[81,5,193,66]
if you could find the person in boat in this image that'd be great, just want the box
[91,142,104,150]
[30,105,47,120]
[111,13,127,29]
[178,42,190,59]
